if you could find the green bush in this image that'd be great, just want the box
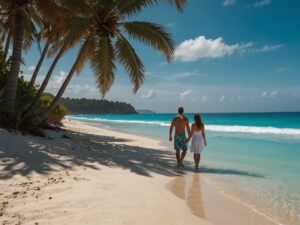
[40,95,68,125]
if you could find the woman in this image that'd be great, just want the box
[186,114,207,169]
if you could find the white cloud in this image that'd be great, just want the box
[54,71,66,85]
[180,90,192,102]
[262,91,278,98]
[166,23,176,28]
[256,44,284,52]
[262,91,268,97]
[270,91,278,98]
[219,95,225,102]
[200,96,208,103]
[175,36,253,62]
[28,65,36,71]
[141,89,156,100]
[223,0,236,6]
[252,0,271,8]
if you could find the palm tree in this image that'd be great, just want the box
[0,0,65,113]
[29,0,186,126]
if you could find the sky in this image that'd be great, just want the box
[21,0,300,113]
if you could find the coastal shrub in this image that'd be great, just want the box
[40,95,68,125]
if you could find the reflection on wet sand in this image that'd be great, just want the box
[187,173,206,218]
[169,173,206,219]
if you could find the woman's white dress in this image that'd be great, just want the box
[190,130,205,154]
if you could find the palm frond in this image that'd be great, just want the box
[165,0,186,13]
[74,35,95,74]
[91,37,116,97]
[115,34,144,93]
[122,21,174,62]
[117,0,157,17]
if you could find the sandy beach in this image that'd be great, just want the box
[0,119,278,225]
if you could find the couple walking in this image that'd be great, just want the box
[169,107,207,169]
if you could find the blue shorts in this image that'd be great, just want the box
[174,134,187,152]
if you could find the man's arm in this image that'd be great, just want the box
[185,118,191,137]
[169,119,174,142]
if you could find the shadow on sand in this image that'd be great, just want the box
[0,128,265,180]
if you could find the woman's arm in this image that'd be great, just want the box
[202,125,207,146]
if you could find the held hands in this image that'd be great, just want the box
[204,140,207,146]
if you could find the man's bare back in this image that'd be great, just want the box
[172,115,189,135]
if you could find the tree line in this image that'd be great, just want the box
[61,97,136,115]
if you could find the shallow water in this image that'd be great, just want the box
[68,113,300,225]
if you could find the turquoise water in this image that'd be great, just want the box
[68,113,300,225]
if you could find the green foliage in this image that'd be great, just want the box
[60,97,136,114]
[40,95,68,125]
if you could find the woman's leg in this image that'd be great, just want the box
[193,154,197,168]
[195,154,201,169]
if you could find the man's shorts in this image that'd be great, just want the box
[174,134,187,152]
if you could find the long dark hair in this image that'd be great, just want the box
[194,114,203,129]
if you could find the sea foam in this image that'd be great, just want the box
[68,116,300,137]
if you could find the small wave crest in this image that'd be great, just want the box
[68,116,300,136]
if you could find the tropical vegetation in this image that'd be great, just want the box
[61,97,136,115]
[0,0,186,133]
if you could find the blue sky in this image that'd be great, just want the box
[21,0,300,113]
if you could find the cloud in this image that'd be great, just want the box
[270,91,278,98]
[223,0,236,6]
[180,90,192,102]
[54,71,66,85]
[262,91,268,97]
[219,95,225,102]
[141,89,156,100]
[252,0,271,7]
[200,96,208,103]
[175,36,253,62]
[166,23,176,28]
[256,44,284,52]
[28,65,36,72]
[262,91,278,98]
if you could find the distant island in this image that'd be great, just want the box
[60,98,137,115]
[136,109,156,114]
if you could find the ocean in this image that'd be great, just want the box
[68,112,300,225]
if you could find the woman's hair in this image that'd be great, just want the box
[194,114,203,129]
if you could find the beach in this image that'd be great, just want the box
[0,119,280,225]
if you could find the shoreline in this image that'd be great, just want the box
[0,119,279,225]
[69,119,281,225]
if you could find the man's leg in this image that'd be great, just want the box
[176,151,181,167]
[180,150,187,167]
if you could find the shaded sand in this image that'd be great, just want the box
[0,119,276,225]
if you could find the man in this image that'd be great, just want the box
[169,107,190,167]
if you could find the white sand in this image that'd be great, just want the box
[0,119,276,225]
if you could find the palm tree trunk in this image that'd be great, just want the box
[23,43,66,118]
[30,46,85,127]
[29,41,50,88]
[3,6,25,111]
[3,33,11,60]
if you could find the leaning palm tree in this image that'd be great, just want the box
[0,0,65,113]
[28,0,186,127]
